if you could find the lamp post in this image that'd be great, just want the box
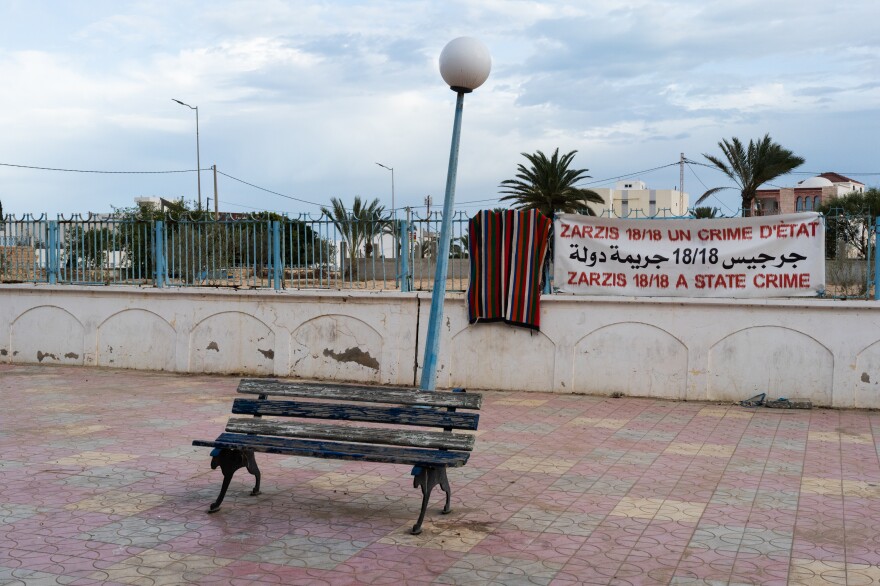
[172,99,201,209]
[375,162,395,216]
[376,161,400,271]
[419,37,491,391]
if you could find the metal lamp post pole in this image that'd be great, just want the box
[419,91,466,390]
[172,99,201,209]
[376,161,399,279]
[375,162,394,216]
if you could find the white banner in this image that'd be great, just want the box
[554,212,825,297]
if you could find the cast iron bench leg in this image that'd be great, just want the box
[411,466,452,535]
[207,448,261,513]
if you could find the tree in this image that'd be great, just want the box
[817,188,880,258]
[320,196,388,280]
[696,134,805,216]
[320,196,387,260]
[110,201,334,285]
[691,206,720,219]
[499,149,605,217]
[64,225,117,271]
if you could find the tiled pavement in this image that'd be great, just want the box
[2,365,880,585]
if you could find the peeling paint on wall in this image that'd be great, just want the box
[258,348,274,360]
[322,347,379,370]
[37,351,58,362]
[206,341,220,352]
[862,372,871,383]
[64,352,79,359]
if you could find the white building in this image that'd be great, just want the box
[591,180,689,217]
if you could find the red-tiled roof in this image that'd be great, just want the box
[819,172,864,185]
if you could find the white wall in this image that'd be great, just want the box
[2,284,879,408]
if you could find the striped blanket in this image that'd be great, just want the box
[467,209,552,330]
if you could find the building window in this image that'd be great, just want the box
[804,197,813,211]
[814,196,820,210]
[796,197,802,211]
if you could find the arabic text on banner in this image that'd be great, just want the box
[553,212,825,298]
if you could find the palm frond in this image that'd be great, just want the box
[694,187,729,206]
[497,148,598,217]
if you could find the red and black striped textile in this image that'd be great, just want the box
[466,209,552,331]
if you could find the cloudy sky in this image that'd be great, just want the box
[1,0,878,218]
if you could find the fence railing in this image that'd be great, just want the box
[0,211,472,292]
[0,210,876,299]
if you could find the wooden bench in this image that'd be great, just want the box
[193,378,482,534]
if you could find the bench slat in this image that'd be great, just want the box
[194,433,471,467]
[232,398,480,431]
[238,379,482,410]
[226,418,475,451]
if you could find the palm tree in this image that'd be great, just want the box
[696,134,805,216]
[320,196,386,261]
[691,206,719,219]
[499,149,605,217]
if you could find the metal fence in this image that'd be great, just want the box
[0,211,472,292]
[0,210,876,299]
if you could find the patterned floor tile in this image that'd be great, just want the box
[4,364,880,584]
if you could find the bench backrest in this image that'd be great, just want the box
[229,378,481,454]
[237,379,482,409]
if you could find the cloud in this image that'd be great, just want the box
[0,0,878,218]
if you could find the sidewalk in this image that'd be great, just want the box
[2,364,879,585]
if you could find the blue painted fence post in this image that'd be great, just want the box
[398,219,410,293]
[154,220,166,288]
[47,221,59,284]
[272,220,282,291]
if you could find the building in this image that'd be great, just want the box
[591,180,689,217]
[754,172,865,215]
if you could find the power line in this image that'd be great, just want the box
[0,162,200,174]
[216,170,324,207]
[580,162,681,186]
[682,158,719,170]
[220,200,287,214]
[456,196,503,205]
[790,171,880,176]
[458,161,684,205]
[685,160,880,178]
[685,161,737,214]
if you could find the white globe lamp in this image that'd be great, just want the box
[439,37,492,93]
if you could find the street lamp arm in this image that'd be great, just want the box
[172,98,196,110]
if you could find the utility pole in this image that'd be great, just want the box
[680,153,685,195]
[680,152,686,212]
[212,165,219,216]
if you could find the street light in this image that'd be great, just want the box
[375,162,395,215]
[376,161,400,271]
[419,37,491,391]
[172,98,201,209]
